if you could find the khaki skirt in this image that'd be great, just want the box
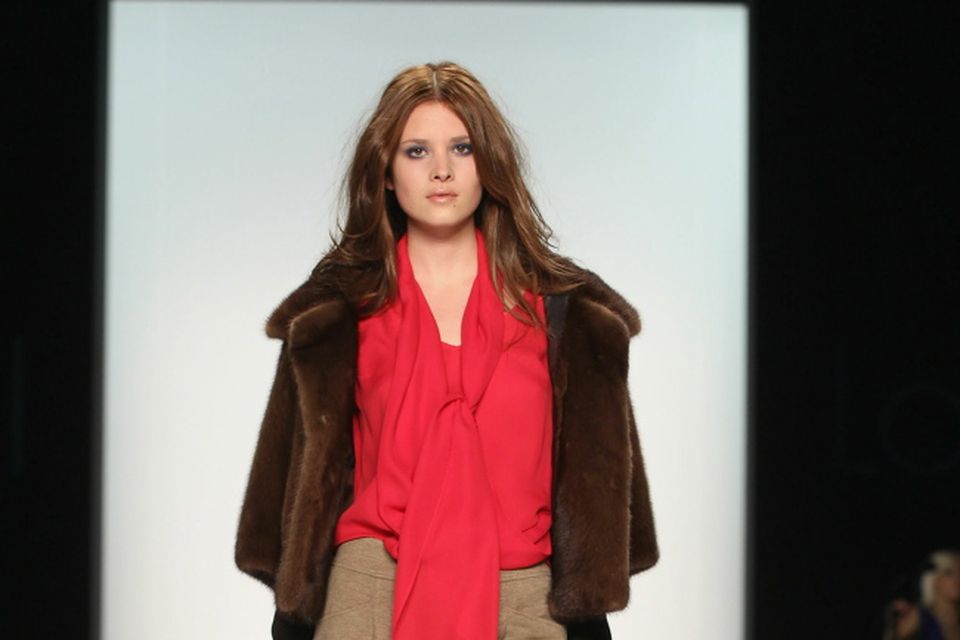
[313,536,566,640]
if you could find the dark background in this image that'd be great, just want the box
[3,1,958,638]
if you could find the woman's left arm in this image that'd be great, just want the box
[625,392,659,574]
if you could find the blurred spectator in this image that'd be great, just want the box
[883,550,960,640]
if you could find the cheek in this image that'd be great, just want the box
[462,160,481,189]
[391,158,422,190]
[391,165,411,192]
[465,158,479,178]
[939,575,960,594]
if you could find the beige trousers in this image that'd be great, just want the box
[313,537,566,640]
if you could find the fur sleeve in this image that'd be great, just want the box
[235,341,302,588]
[626,391,659,574]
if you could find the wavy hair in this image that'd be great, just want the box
[311,61,585,329]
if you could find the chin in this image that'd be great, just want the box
[408,213,475,230]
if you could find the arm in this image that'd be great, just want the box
[572,271,657,575]
[626,360,659,574]
[235,342,316,637]
[235,342,299,586]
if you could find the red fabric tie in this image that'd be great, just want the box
[373,227,504,639]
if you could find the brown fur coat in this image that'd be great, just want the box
[234,263,659,632]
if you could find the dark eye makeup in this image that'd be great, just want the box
[403,142,473,158]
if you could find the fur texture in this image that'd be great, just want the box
[235,264,658,626]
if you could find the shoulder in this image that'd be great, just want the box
[919,606,940,627]
[263,266,351,343]
[556,256,641,339]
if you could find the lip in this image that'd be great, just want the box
[428,190,457,200]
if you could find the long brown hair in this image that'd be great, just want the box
[313,60,585,330]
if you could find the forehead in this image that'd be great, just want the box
[400,102,468,137]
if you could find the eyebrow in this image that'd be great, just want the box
[399,136,471,145]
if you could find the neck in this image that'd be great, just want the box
[931,597,960,626]
[405,222,478,287]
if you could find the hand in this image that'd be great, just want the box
[883,599,920,640]
[886,598,917,619]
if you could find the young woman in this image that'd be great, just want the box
[235,61,659,640]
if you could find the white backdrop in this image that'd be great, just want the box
[104,2,747,638]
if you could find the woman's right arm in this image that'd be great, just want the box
[235,342,315,638]
[235,342,298,585]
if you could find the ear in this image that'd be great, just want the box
[385,169,394,191]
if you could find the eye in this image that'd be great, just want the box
[454,142,473,155]
[404,145,427,159]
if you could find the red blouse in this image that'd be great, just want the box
[334,291,554,569]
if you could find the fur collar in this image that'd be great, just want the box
[264,260,640,345]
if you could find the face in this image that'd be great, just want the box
[936,563,960,603]
[386,101,483,234]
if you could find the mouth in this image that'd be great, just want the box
[427,191,457,201]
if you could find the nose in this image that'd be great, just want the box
[432,156,452,181]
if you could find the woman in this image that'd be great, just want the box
[235,61,659,640]
[885,550,960,640]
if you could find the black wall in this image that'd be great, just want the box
[4,1,958,638]
[750,3,960,637]
[5,1,105,638]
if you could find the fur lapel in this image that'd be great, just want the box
[264,265,640,346]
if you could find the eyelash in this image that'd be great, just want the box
[404,143,473,159]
